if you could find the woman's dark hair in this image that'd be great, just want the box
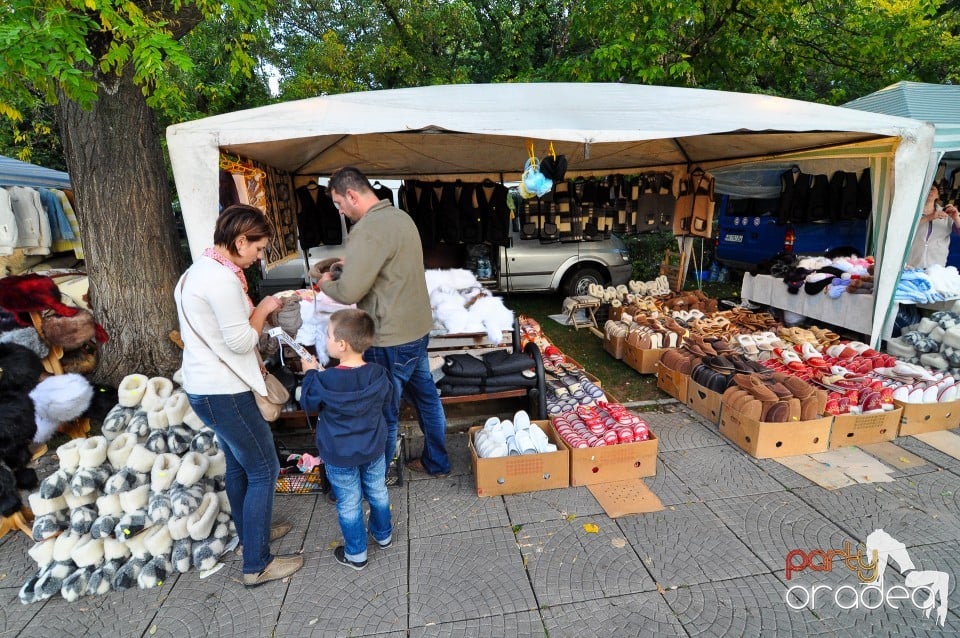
[214,204,274,255]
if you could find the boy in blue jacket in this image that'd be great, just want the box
[300,308,396,570]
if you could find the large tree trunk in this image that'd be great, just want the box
[58,66,185,386]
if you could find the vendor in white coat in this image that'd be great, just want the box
[907,185,960,269]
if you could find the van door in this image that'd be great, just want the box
[498,228,573,292]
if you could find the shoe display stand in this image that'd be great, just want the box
[563,296,600,331]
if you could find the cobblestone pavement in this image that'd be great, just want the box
[2,405,959,637]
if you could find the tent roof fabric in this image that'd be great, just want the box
[0,155,70,189]
[845,81,960,125]
[169,82,926,178]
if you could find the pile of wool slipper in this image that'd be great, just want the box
[19,373,236,604]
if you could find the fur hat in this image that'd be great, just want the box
[187,492,219,541]
[0,327,50,359]
[0,342,43,393]
[0,273,81,321]
[106,432,137,469]
[30,373,94,437]
[117,374,149,408]
[163,392,190,427]
[41,308,98,350]
[101,404,135,440]
[59,347,98,375]
[140,377,174,412]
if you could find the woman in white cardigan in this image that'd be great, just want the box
[175,204,303,587]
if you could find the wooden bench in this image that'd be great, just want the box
[430,318,546,420]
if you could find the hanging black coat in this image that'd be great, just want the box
[776,169,811,225]
[828,171,859,221]
[295,183,340,249]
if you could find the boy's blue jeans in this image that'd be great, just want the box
[365,334,450,475]
[325,456,392,562]
[187,391,280,575]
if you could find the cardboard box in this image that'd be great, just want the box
[830,408,901,448]
[894,399,960,436]
[603,333,626,360]
[468,421,570,497]
[656,361,688,403]
[549,420,658,486]
[686,380,722,424]
[623,345,664,374]
[719,408,832,458]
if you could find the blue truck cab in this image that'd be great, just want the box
[715,195,869,270]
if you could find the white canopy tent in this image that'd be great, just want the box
[166,82,935,347]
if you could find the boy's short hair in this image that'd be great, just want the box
[329,308,376,353]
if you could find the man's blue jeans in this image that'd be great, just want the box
[187,391,280,575]
[325,456,392,562]
[366,334,450,475]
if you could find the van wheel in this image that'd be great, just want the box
[565,267,605,297]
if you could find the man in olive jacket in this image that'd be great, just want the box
[319,167,451,477]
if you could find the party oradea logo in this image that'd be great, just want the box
[784,529,949,626]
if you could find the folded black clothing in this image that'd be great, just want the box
[482,349,535,375]
[484,372,538,388]
[440,373,485,386]
[438,383,483,396]
[442,353,487,377]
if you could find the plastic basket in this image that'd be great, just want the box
[276,470,326,494]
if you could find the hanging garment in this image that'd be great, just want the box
[574,178,600,240]
[673,170,714,238]
[654,173,675,232]
[37,187,73,245]
[0,188,16,256]
[536,198,559,243]
[53,190,83,259]
[8,186,51,255]
[436,181,462,244]
[295,182,338,250]
[517,196,539,239]
[372,183,395,206]
[805,174,830,222]
[412,180,438,249]
[476,180,511,245]
[776,168,810,225]
[828,171,858,221]
[855,169,872,220]
[456,182,482,244]
[611,174,632,234]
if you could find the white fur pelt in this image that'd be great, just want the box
[426,269,514,344]
[29,374,94,444]
[296,292,354,366]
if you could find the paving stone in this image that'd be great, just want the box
[408,526,535,627]
[271,493,321,555]
[896,436,960,475]
[0,532,40,589]
[145,571,229,637]
[705,492,851,572]
[873,469,960,519]
[749,457,818,490]
[19,574,178,637]
[274,533,407,638]
[503,486,604,525]
[792,483,917,523]
[410,610,545,638]
[643,457,700,506]
[408,474,510,538]
[405,430,471,480]
[840,507,960,549]
[642,410,726,451]
[298,484,408,557]
[660,446,784,501]
[515,519,655,606]
[617,502,768,588]
[540,591,686,637]
[674,402,722,430]
[663,572,832,637]
[0,587,43,635]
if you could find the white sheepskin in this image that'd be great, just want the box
[29,373,94,444]
[425,269,514,341]
[425,268,478,292]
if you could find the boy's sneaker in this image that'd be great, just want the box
[334,546,367,571]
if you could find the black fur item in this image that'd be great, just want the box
[0,389,37,469]
[0,343,43,393]
[13,466,38,490]
[82,384,119,424]
[0,462,22,516]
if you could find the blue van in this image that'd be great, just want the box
[715,194,869,270]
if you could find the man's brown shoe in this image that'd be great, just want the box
[242,554,303,587]
[406,458,449,478]
[236,522,294,557]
